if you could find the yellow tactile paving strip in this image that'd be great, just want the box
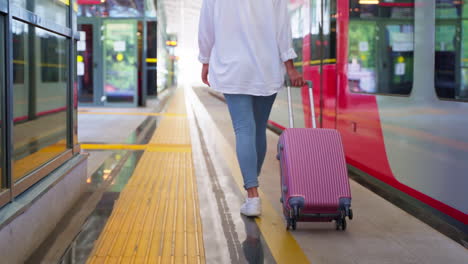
[78,111,187,118]
[81,143,192,153]
[150,117,190,145]
[87,89,205,264]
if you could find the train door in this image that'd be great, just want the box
[320,0,337,128]
[77,20,101,105]
[303,0,337,128]
[77,19,138,106]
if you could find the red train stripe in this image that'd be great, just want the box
[13,106,67,123]
[268,120,286,131]
[36,106,67,117]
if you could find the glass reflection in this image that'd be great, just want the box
[348,22,377,93]
[10,0,69,27]
[270,87,306,128]
[147,69,157,97]
[348,0,414,95]
[78,0,145,18]
[322,0,337,62]
[12,20,68,181]
[349,0,414,19]
[103,20,137,103]
[146,21,157,97]
[289,4,306,69]
[310,0,337,64]
[78,24,94,103]
[435,1,468,100]
[0,17,3,189]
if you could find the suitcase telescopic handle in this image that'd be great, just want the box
[286,80,316,129]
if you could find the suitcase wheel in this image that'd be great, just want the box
[286,205,300,231]
[335,211,347,231]
[286,218,297,231]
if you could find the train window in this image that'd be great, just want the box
[349,0,414,19]
[348,0,414,95]
[310,0,320,62]
[435,1,468,101]
[290,4,307,70]
[309,0,337,65]
[11,0,69,27]
[323,0,337,62]
[12,20,68,182]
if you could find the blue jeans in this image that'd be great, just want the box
[224,93,277,189]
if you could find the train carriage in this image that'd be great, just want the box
[269,0,468,230]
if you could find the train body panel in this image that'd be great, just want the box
[269,0,468,225]
[375,1,468,219]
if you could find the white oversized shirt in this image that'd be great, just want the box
[198,0,297,96]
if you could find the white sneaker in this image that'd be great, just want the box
[240,197,261,217]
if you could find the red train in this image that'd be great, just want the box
[269,0,468,235]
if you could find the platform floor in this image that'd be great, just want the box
[189,86,468,264]
[32,86,468,264]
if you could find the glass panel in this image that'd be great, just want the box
[11,0,69,27]
[12,20,68,182]
[147,69,156,96]
[72,0,78,32]
[78,24,94,103]
[435,1,468,101]
[103,20,137,103]
[270,88,306,128]
[73,40,78,146]
[138,21,143,105]
[436,1,468,19]
[289,4,307,69]
[145,0,156,17]
[322,0,337,62]
[0,0,7,13]
[78,0,145,18]
[348,21,378,93]
[146,21,157,97]
[349,0,414,19]
[435,23,457,99]
[384,24,414,94]
[348,0,414,95]
[0,16,4,189]
[146,21,157,67]
[310,0,321,62]
[310,0,337,64]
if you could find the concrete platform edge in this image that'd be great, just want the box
[0,154,88,263]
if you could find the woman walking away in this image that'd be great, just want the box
[198,0,304,217]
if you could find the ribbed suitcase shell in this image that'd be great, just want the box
[279,128,351,219]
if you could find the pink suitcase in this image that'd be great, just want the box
[277,81,353,230]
